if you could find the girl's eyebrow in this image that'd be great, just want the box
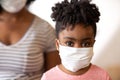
[82,37,93,41]
[63,37,93,41]
[63,37,76,41]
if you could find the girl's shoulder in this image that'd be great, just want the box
[90,64,111,79]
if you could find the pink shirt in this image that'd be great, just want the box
[41,64,111,80]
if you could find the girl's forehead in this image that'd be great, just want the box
[59,25,94,39]
[61,24,94,34]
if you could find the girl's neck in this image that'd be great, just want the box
[58,63,91,75]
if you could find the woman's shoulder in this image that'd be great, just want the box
[33,16,53,29]
[29,16,54,34]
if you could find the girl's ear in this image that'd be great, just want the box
[55,39,59,51]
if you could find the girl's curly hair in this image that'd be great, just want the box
[51,0,100,38]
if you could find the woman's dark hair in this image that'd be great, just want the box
[26,0,35,5]
[51,0,100,38]
[0,0,35,13]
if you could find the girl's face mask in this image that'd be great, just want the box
[1,0,27,13]
[59,44,93,72]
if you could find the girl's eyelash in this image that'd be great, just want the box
[65,41,74,46]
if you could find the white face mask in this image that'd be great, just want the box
[1,0,27,13]
[59,45,93,72]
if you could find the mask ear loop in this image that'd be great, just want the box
[57,39,65,46]
[56,39,65,51]
[55,39,60,51]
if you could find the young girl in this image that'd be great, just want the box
[41,0,111,80]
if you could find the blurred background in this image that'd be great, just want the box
[29,0,120,80]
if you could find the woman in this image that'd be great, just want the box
[0,0,60,79]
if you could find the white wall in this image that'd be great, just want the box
[29,0,63,27]
[29,0,120,80]
[92,0,120,80]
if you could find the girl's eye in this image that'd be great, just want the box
[81,42,92,47]
[65,41,74,47]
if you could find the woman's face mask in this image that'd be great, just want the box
[1,0,27,13]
